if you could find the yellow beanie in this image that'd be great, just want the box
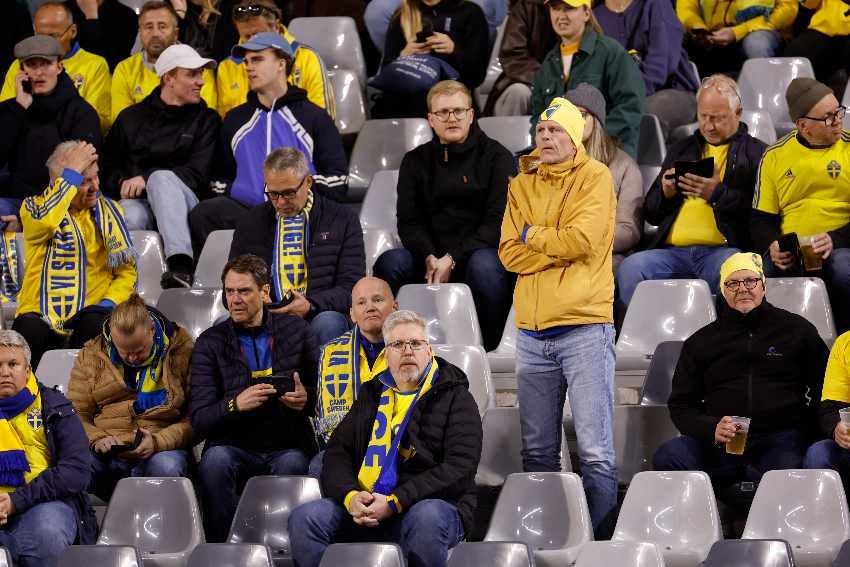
[539,97,586,152]
[719,252,765,287]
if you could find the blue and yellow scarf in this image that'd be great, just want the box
[0,232,20,303]
[271,191,313,303]
[0,373,41,488]
[106,314,170,412]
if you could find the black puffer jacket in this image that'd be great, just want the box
[322,358,483,533]
[229,195,365,316]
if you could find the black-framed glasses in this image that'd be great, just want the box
[264,175,307,201]
[429,107,470,122]
[232,4,280,21]
[44,23,74,40]
[802,105,846,127]
[723,277,762,291]
[387,339,429,352]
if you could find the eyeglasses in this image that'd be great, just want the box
[429,107,470,122]
[43,23,74,40]
[264,175,307,201]
[723,277,762,291]
[802,106,847,127]
[232,4,280,21]
[386,339,429,352]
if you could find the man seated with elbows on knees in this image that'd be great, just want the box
[310,276,398,478]
[289,310,483,567]
[0,330,97,567]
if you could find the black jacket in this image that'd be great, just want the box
[321,358,483,533]
[669,300,829,443]
[189,310,319,454]
[101,87,220,200]
[644,123,766,251]
[69,0,139,70]
[0,72,101,201]
[229,196,365,316]
[397,123,516,265]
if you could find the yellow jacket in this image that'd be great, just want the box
[677,0,797,38]
[499,148,616,330]
[16,174,136,319]
[1,43,112,131]
[216,25,334,118]
[111,51,217,123]
[802,0,850,36]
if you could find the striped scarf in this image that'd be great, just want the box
[271,191,313,303]
[0,232,20,303]
[106,314,170,412]
[0,373,40,488]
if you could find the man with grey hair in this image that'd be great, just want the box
[617,74,767,305]
[0,329,98,565]
[229,147,364,346]
[289,309,483,567]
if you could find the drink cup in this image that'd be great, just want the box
[799,235,823,271]
[726,416,751,455]
[839,408,850,434]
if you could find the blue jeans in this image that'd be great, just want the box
[310,311,351,348]
[0,501,76,567]
[741,29,782,59]
[616,245,739,305]
[89,448,191,501]
[289,497,464,567]
[198,444,310,542]
[308,450,324,479]
[516,323,617,538]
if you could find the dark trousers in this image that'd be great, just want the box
[785,29,850,84]
[188,196,250,258]
[13,310,110,368]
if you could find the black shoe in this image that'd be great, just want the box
[161,271,193,289]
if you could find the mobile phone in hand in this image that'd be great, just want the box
[265,372,295,396]
[108,428,144,455]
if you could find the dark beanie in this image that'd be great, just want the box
[786,77,834,122]
[565,83,607,126]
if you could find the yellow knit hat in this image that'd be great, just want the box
[539,97,586,151]
[719,252,765,288]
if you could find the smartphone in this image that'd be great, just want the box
[416,20,434,43]
[21,79,32,94]
[674,157,714,191]
[778,232,800,254]
[108,428,144,455]
[268,291,294,310]
[265,372,295,396]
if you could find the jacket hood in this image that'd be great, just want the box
[30,72,78,116]
[246,85,308,111]
[101,304,178,351]
[519,144,591,179]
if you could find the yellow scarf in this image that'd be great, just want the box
[0,232,20,303]
[0,373,48,492]
[272,191,313,302]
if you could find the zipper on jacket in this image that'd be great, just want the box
[250,334,262,369]
[443,146,448,163]
[747,330,753,417]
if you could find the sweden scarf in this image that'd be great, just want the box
[106,314,170,412]
[0,373,41,488]
[272,191,314,303]
[0,232,19,303]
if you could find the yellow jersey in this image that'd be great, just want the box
[666,142,729,247]
[802,0,850,36]
[823,331,850,403]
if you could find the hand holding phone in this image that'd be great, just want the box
[108,428,145,455]
[14,72,33,109]
[264,371,296,396]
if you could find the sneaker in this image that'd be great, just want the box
[161,271,193,289]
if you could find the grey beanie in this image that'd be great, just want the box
[564,83,607,126]
[786,77,833,122]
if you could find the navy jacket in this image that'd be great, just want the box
[229,195,365,316]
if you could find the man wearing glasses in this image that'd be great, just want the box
[289,309,482,567]
[372,80,516,351]
[752,77,850,333]
[229,147,364,346]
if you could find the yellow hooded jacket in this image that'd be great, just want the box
[676,0,797,39]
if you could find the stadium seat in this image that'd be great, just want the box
[193,230,233,290]
[0,232,24,326]
[474,21,506,109]
[131,230,167,306]
[738,57,815,135]
[702,540,794,567]
[447,542,534,567]
[766,277,837,347]
[58,545,143,567]
[363,228,401,276]
[613,404,680,484]
[156,289,228,340]
[97,477,204,567]
[616,279,716,371]
[35,349,79,393]
[431,344,495,415]
[613,471,722,567]
[0,548,12,567]
[486,306,516,376]
[834,539,850,566]
[639,340,684,406]
[359,170,398,232]
[844,82,850,128]
[287,17,367,88]
[228,476,322,565]
[485,472,592,567]
[478,116,534,154]
[347,119,433,201]
[743,469,850,567]
[637,114,666,167]
[328,69,366,136]
[669,110,778,147]
[574,541,666,567]
[318,543,404,567]
[187,544,273,567]
[639,165,661,196]
[397,283,482,346]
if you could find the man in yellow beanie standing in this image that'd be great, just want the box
[499,97,618,539]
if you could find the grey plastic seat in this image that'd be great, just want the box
[35,349,79,393]
[397,283,482,346]
[487,306,516,375]
[131,230,166,305]
[431,344,494,415]
[639,340,684,406]
[613,404,680,484]
[97,477,204,567]
[0,548,9,567]
[766,277,836,347]
[637,114,665,166]
[616,279,716,371]
[193,230,233,290]
[833,539,850,566]
[359,170,398,232]
[639,165,661,196]
[347,119,433,201]
[156,289,228,340]
[575,541,666,567]
[743,469,850,567]
[613,471,722,567]
[318,543,404,567]
[703,540,795,567]
[227,476,322,565]
[187,544,273,567]
[478,116,533,154]
[328,69,366,135]
[738,57,815,134]
[0,232,23,326]
[485,472,593,567]
[474,21,506,108]
[363,228,401,276]
[287,17,367,88]
[447,542,533,567]
[58,545,143,567]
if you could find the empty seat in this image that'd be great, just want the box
[359,170,398,232]
[58,545,143,567]
[613,471,722,567]
[639,165,661,196]
[318,543,404,567]
[766,277,836,346]
[616,279,716,371]
[743,469,850,567]
[0,547,12,567]
[474,21,506,109]
[639,340,684,406]
[478,116,533,154]
[363,228,401,276]
[131,230,167,305]
[575,541,666,567]
[431,344,494,415]
[97,477,204,567]
[702,540,794,567]
[397,283,482,346]
[35,349,79,393]
[228,476,322,564]
[613,405,680,484]
[487,306,516,375]
[187,544,273,567]
[834,539,850,566]
[485,472,593,567]
[741,110,778,145]
[328,69,366,135]
[156,289,228,340]
[193,230,233,290]
[287,17,367,88]
[447,542,534,567]
[738,57,815,134]
[637,114,665,166]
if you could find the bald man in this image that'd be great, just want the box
[310,277,398,477]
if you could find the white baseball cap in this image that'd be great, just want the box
[154,44,216,77]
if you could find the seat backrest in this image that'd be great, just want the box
[35,349,79,394]
[193,230,234,290]
[0,548,9,567]
[485,472,593,550]
[329,69,366,135]
[318,543,405,567]
[738,57,815,128]
[478,116,533,154]
[613,405,680,484]
[131,230,166,305]
[833,539,850,566]
[476,407,524,486]
[288,17,367,87]
[359,169,399,231]
[58,545,143,567]
[639,341,685,406]
[574,541,666,567]
[156,289,228,340]
[616,279,716,371]
[740,110,778,145]
[637,114,665,166]
[639,165,661,196]
[431,344,494,415]
[363,228,401,276]
[97,477,204,554]
[447,542,534,567]
[766,277,836,346]
[702,540,795,567]
[228,476,322,561]
[397,283,482,346]
[187,544,273,567]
